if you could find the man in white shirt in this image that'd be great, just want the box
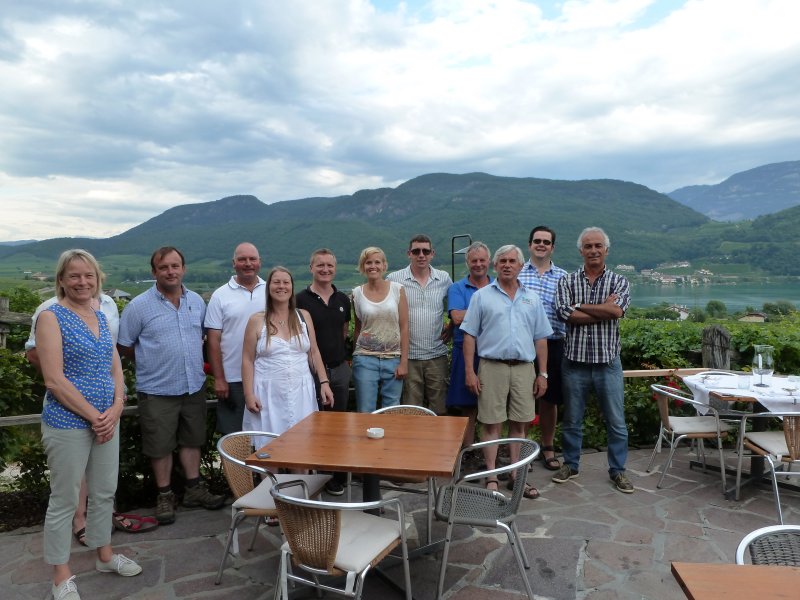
[204,242,266,434]
[387,234,452,414]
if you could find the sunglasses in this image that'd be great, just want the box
[531,239,553,246]
[410,248,432,256]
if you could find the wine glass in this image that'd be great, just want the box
[751,345,774,388]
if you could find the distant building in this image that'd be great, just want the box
[641,269,653,277]
[667,304,690,321]
[738,312,767,323]
[104,288,132,301]
[615,264,635,272]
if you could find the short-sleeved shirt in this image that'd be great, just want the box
[296,285,351,368]
[518,260,567,340]
[204,276,266,382]
[555,267,630,364]
[118,284,206,395]
[386,265,452,360]
[27,294,120,349]
[42,304,115,429]
[448,275,493,346]
[460,281,553,363]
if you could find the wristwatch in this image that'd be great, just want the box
[538,372,548,379]
[574,303,582,310]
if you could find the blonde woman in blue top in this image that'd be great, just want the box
[37,250,141,600]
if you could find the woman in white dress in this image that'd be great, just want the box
[241,267,333,441]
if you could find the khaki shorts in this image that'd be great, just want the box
[138,390,207,458]
[476,360,536,425]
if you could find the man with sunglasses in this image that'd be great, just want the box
[518,226,567,472]
[387,234,452,414]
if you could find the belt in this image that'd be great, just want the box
[482,357,530,366]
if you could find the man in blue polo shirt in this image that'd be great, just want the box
[118,246,224,524]
[461,245,552,499]
[446,241,492,454]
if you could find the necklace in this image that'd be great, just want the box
[64,303,95,319]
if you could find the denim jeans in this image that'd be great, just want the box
[352,355,403,413]
[561,356,628,476]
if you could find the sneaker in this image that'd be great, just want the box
[182,482,225,509]
[325,479,345,496]
[551,464,580,483]
[156,491,176,524]
[52,575,80,600]
[612,473,635,494]
[95,553,143,577]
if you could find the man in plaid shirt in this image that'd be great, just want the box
[552,227,634,494]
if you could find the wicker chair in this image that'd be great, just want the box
[647,384,731,491]
[346,405,439,545]
[434,438,540,600]
[271,479,412,600]
[215,431,332,585]
[735,524,800,565]
[735,412,800,524]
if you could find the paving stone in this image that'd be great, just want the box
[614,524,653,545]
[546,518,613,540]
[585,539,655,572]
[580,560,614,588]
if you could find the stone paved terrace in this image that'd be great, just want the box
[2,447,799,600]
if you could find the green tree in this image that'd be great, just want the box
[0,286,41,313]
[706,300,728,319]
[688,307,707,322]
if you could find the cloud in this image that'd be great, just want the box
[1,0,799,240]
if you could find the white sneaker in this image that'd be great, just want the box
[95,553,143,577]
[52,575,80,600]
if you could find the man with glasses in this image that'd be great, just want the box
[387,234,452,414]
[553,227,633,494]
[518,226,567,471]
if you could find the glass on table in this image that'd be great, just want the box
[737,375,751,390]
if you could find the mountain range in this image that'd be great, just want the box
[2,163,800,278]
[668,160,800,221]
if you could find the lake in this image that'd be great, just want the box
[630,281,798,311]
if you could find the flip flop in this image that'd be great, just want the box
[73,527,88,547]
[113,513,159,533]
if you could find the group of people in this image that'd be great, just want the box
[31,225,632,600]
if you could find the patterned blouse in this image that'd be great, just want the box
[42,304,115,429]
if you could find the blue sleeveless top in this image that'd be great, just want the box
[42,304,115,429]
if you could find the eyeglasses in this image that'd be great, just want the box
[531,239,553,246]
[410,248,432,256]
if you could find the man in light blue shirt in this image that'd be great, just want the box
[461,245,552,499]
[118,246,223,524]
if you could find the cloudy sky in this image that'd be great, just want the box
[2,0,798,242]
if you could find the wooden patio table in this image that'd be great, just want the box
[671,561,800,600]
[245,410,468,490]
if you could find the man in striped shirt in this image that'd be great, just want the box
[552,227,634,494]
[387,234,452,414]
[518,226,567,471]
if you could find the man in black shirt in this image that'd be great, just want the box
[296,248,352,496]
